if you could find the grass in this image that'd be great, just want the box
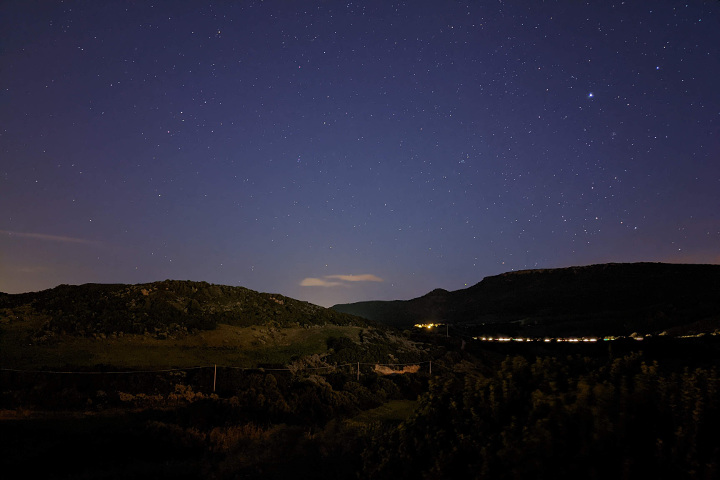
[0,322,364,369]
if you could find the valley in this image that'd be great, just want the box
[1,263,719,479]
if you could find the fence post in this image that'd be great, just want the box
[213,364,217,392]
[429,361,432,376]
[357,362,360,381]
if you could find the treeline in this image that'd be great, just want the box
[365,351,720,479]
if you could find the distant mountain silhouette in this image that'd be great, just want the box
[0,280,369,338]
[332,263,720,336]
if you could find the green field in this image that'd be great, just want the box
[0,317,364,369]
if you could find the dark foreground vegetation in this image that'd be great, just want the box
[367,342,720,479]
[1,362,425,479]
[2,337,719,479]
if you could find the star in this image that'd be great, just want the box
[0,1,717,307]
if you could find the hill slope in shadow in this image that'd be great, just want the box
[332,263,720,336]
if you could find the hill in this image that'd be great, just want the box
[0,281,433,479]
[0,280,427,369]
[332,262,720,336]
[1,279,368,336]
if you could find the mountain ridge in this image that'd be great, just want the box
[331,262,720,336]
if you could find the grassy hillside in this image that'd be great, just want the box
[0,321,369,369]
[1,280,368,337]
[0,280,427,369]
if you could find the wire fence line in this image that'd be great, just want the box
[0,366,207,375]
[0,361,440,394]
[0,360,435,375]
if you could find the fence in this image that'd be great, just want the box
[0,360,435,396]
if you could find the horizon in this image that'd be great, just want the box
[3,259,719,308]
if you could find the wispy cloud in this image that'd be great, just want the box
[300,273,384,288]
[0,230,98,246]
[326,274,384,282]
[300,277,346,287]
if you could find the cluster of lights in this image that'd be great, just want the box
[473,336,644,343]
[677,332,715,338]
[416,326,718,342]
[555,337,600,343]
[414,323,443,329]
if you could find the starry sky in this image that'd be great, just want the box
[2,1,719,307]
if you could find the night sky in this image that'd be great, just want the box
[2,1,719,307]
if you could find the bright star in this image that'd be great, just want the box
[587,92,594,98]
